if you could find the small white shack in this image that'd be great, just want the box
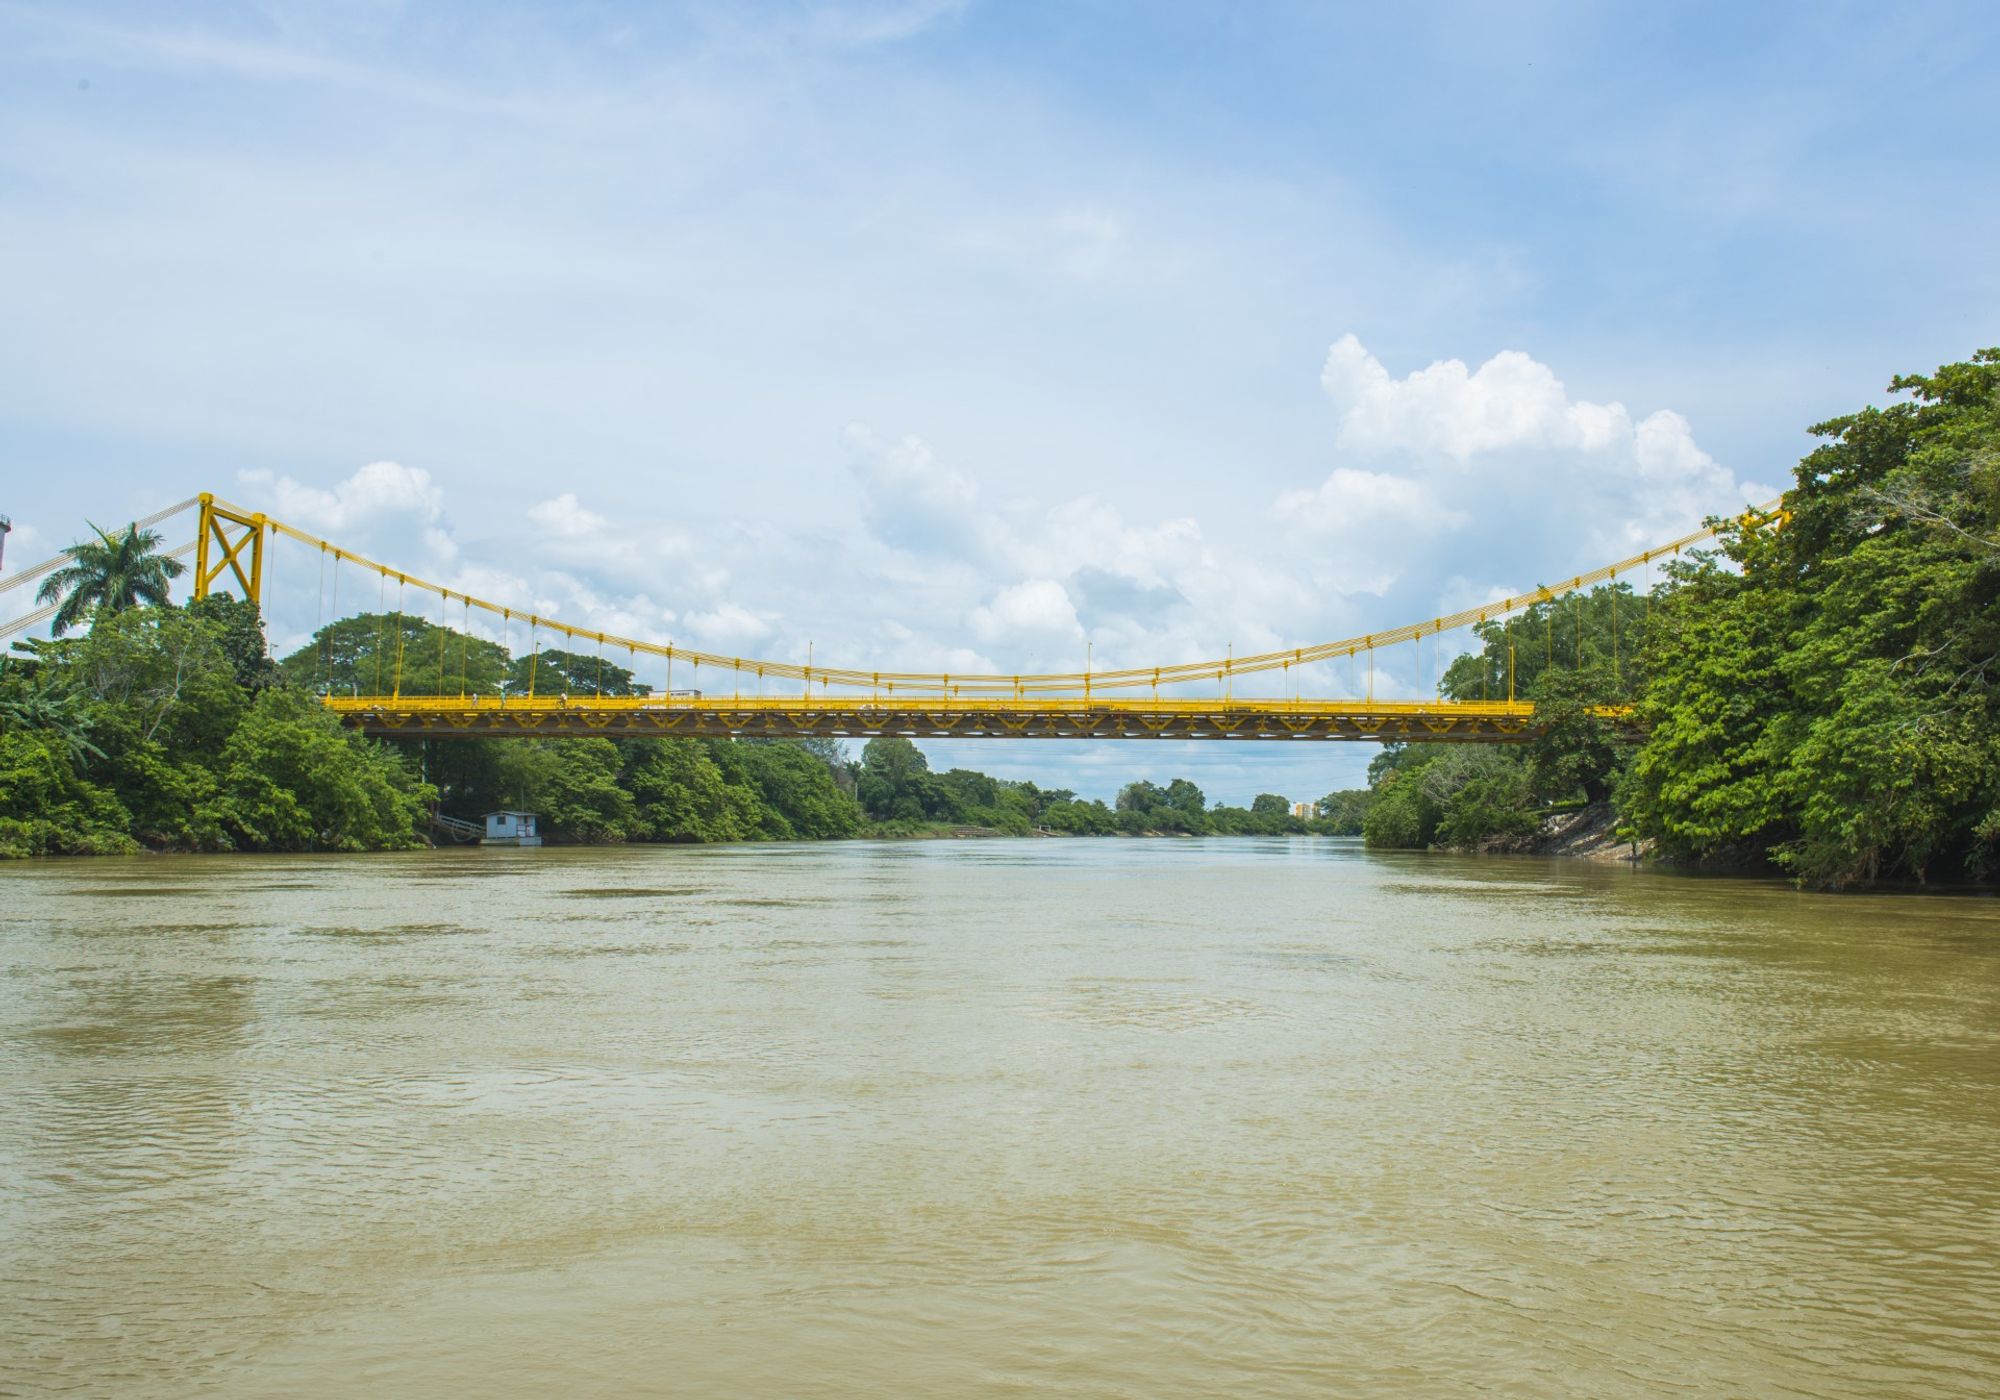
[483,811,542,847]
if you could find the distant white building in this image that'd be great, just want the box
[1293,802,1314,821]
[483,811,542,847]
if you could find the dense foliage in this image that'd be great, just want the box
[0,598,430,857]
[1622,349,2000,885]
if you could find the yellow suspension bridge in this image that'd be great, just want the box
[0,492,1781,744]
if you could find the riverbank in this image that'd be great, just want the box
[1479,802,1646,863]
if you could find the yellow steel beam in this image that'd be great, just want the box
[323,693,1629,743]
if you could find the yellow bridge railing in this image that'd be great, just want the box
[322,693,1634,743]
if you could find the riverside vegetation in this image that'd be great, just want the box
[4,348,1998,886]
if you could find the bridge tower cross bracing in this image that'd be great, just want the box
[194,494,267,606]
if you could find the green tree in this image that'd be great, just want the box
[1362,768,1436,849]
[1525,668,1628,804]
[507,647,648,698]
[1622,347,2000,885]
[1443,582,1652,705]
[1314,788,1371,835]
[281,614,510,697]
[1435,764,1540,848]
[627,740,759,842]
[857,736,930,820]
[0,729,136,857]
[214,689,432,852]
[712,741,863,838]
[0,656,105,766]
[1115,779,1163,813]
[1163,778,1206,816]
[35,522,187,635]
[1361,746,1539,851]
[538,739,639,842]
[1042,797,1116,834]
[186,595,281,691]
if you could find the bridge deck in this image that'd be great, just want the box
[324,695,1632,742]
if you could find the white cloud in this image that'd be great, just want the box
[522,490,692,588]
[1275,466,1460,533]
[681,602,775,647]
[1273,466,1469,596]
[243,460,447,534]
[1322,334,1631,461]
[527,492,607,539]
[1299,334,1762,587]
[969,578,1083,644]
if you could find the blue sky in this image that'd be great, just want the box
[3,1,1996,803]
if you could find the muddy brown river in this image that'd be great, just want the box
[3,839,1997,1396]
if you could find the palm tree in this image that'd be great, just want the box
[35,522,187,635]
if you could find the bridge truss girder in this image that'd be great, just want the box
[325,696,1633,743]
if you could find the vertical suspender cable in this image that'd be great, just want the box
[392,578,408,698]
[314,543,326,658]
[324,550,341,696]
[374,570,387,695]
[314,544,328,692]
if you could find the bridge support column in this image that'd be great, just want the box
[194,494,267,607]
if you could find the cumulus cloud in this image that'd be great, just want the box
[1276,466,1461,532]
[680,601,775,647]
[523,489,691,586]
[1322,335,1631,460]
[243,460,446,534]
[1273,467,1469,595]
[527,492,608,538]
[240,461,458,583]
[969,578,1083,644]
[1293,334,1763,589]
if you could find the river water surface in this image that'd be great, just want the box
[3,839,1998,1397]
